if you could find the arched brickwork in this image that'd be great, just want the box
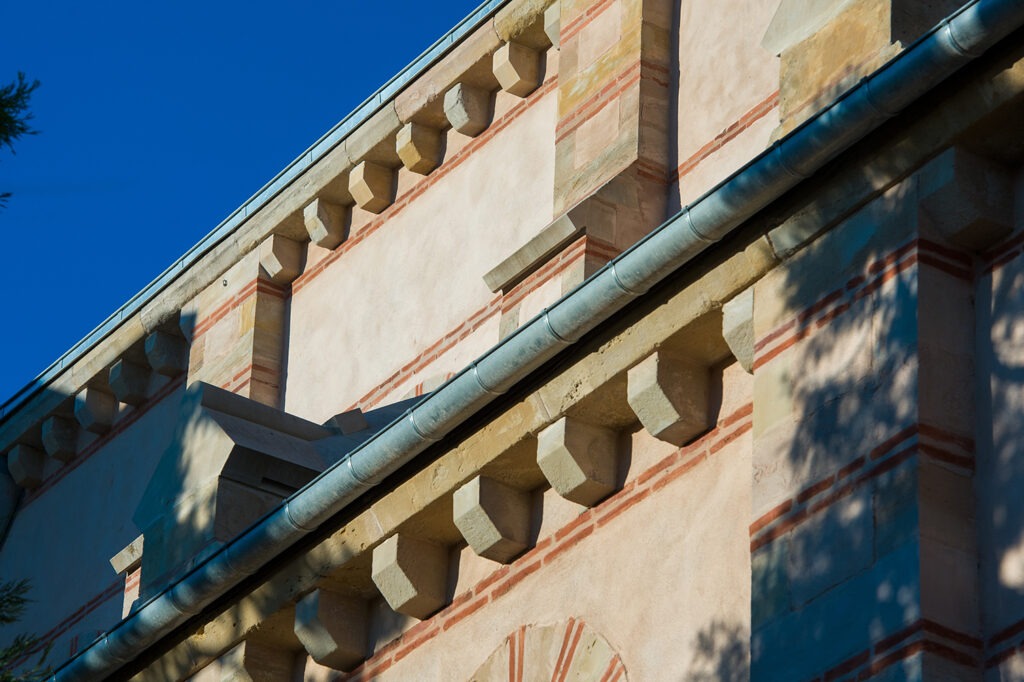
[470,618,627,682]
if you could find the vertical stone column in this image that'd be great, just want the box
[183,235,301,408]
[551,0,674,250]
[748,176,984,680]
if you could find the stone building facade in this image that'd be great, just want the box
[1,0,1023,679]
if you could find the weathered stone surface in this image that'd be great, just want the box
[723,288,755,373]
[495,0,553,49]
[145,330,188,377]
[343,101,402,166]
[74,387,117,434]
[258,234,304,285]
[627,351,710,446]
[7,444,44,489]
[919,147,1013,251]
[493,42,542,97]
[294,588,367,671]
[215,639,295,682]
[41,414,77,463]
[396,122,443,175]
[371,533,448,619]
[444,83,493,137]
[453,475,531,563]
[303,198,348,250]
[544,2,560,48]
[109,358,151,406]
[536,416,619,506]
[348,160,394,214]
[110,534,144,574]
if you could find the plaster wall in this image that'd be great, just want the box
[977,166,1024,668]
[284,89,557,422]
[0,385,186,664]
[674,0,780,209]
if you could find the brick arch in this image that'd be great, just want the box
[469,618,627,682]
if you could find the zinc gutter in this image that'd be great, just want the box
[0,0,509,425]
[52,0,1024,679]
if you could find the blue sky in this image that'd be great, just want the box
[0,1,481,402]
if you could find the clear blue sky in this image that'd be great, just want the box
[0,1,481,403]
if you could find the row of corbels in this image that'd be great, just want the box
[6,326,189,490]
[286,347,714,671]
[253,28,559,289]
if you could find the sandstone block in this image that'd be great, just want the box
[303,198,348,249]
[544,2,560,48]
[371,533,448,619]
[217,639,295,682]
[723,288,755,373]
[493,42,541,97]
[258,234,304,285]
[74,387,117,434]
[294,588,368,672]
[109,358,151,406]
[395,122,443,175]
[348,160,394,214]
[444,83,493,137]
[145,330,188,376]
[627,351,710,446]
[919,147,1013,251]
[7,444,44,489]
[41,414,77,463]
[536,416,618,506]
[453,475,531,563]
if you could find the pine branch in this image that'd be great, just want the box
[0,73,40,154]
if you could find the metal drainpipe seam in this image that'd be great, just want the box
[683,209,717,245]
[542,309,574,345]
[284,500,319,533]
[471,363,504,396]
[943,18,986,57]
[772,141,812,179]
[346,455,378,488]
[609,261,648,297]
[861,77,901,118]
[406,408,442,443]
[51,2,1024,679]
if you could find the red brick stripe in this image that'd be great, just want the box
[344,404,752,679]
[749,421,974,552]
[292,76,559,295]
[672,91,779,183]
[23,375,185,506]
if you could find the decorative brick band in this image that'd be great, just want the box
[13,579,121,668]
[343,404,752,680]
[192,278,287,341]
[353,295,502,411]
[750,422,974,553]
[753,239,971,371]
[351,235,621,412]
[22,375,186,506]
[292,76,559,295]
[501,234,621,314]
[556,60,670,144]
[982,229,1024,275]
[671,91,779,183]
[984,614,1024,668]
[804,618,981,682]
[559,0,617,45]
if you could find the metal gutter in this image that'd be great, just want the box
[0,0,509,425]
[52,0,1024,679]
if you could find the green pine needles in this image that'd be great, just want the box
[0,580,49,682]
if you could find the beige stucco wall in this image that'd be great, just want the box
[284,89,558,422]
[0,385,186,662]
[674,0,780,209]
